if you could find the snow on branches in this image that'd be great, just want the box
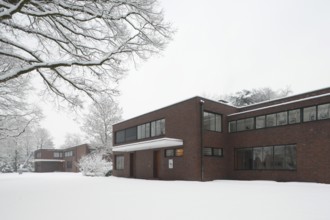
[0,0,173,106]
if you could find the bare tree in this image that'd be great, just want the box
[0,0,173,106]
[0,74,42,139]
[213,87,292,107]
[82,96,122,150]
[61,133,83,148]
[34,128,54,149]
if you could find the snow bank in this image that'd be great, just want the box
[0,173,330,220]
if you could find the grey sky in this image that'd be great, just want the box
[42,0,330,147]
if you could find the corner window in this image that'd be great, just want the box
[115,155,124,170]
[318,103,330,120]
[203,112,222,132]
[303,106,316,122]
[228,121,236,133]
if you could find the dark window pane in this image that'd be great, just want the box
[274,145,285,169]
[262,146,273,169]
[236,148,253,169]
[284,145,296,170]
[125,127,137,142]
[116,130,125,144]
[253,148,263,169]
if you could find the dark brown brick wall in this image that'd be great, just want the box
[112,92,330,183]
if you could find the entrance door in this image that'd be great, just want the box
[129,153,135,178]
[153,151,161,179]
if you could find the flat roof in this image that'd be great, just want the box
[113,138,183,152]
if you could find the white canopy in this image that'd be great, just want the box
[112,138,183,152]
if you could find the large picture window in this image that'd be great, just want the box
[203,112,222,132]
[115,155,124,170]
[235,145,296,170]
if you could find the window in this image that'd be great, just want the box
[266,114,276,127]
[165,148,184,157]
[235,148,253,170]
[115,130,125,144]
[318,103,330,120]
[228,121,237,133]
[237,118,254,131]
[289,109,301,124]
[256,116,265,129]
[115,155,124,170]
[125,127,137,142]
[66,161,72,169]
[36,152,41,158]
[235,145,296,170]
[53,152,62,158]
[203,112,222,132]
[276,111,288,126]
[151,119,166,137]
[65,151,73,157]
[165,149,174,157]
[116,119,166,144]
[203,147,213,156]
[203,147,223,157]
[274,145,296,170]
[303,106,316,122]
[137,123,151,139]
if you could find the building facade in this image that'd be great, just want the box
[112,87,330,184]
[34,144,91,172]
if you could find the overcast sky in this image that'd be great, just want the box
[41,0,330,147]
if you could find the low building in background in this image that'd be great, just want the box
[34,144,92,172]
[112,87,330,183]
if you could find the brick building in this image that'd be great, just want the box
[112,87,330,183]
[34,144,91,172]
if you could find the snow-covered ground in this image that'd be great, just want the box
[1,173,330,220]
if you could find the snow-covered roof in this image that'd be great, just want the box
[33,159,65,163]
[228,92,330,117]
[112,138,183,152]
